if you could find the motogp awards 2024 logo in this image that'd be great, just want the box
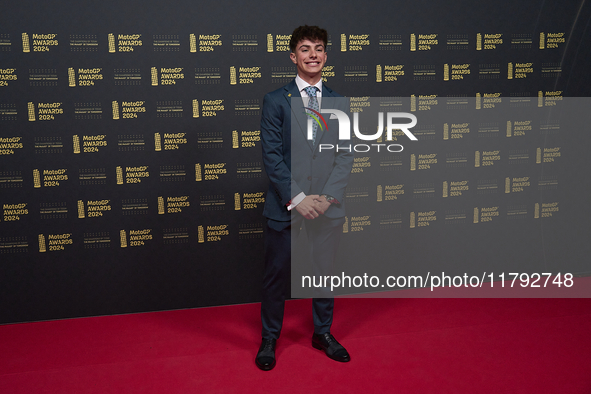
[305,107,418,152]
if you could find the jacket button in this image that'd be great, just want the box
[307,176,312,181]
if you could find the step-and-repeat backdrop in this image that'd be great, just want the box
[1,0,590,323]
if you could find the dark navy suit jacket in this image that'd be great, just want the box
[261,80,354,222]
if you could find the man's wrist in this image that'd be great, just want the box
[320,194,339,204]
[287,192,306,211]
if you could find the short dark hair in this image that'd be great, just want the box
[290,25,328,52]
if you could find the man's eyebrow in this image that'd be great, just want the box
[298,43,325,50]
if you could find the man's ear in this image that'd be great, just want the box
[290,52,296,64]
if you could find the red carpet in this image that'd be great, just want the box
[1,298,590,393]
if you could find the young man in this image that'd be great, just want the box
[257,25,354,371]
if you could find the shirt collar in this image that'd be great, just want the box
[295,75,323,96]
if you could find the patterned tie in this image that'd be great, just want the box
[304,86,319,143]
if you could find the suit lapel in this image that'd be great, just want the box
[284,80,337,152]
[284,80,314,151]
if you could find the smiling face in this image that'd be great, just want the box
[290,38,327,84]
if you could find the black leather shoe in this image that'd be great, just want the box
[255,338,276,371]
[312,332,350,362]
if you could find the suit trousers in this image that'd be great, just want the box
[261,214,345,340]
